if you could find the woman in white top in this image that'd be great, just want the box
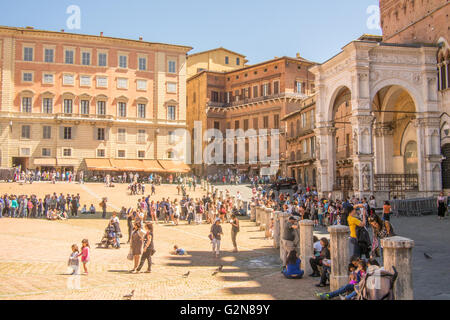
[173,200,180,226]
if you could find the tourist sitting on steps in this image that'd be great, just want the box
[282,250,304,279]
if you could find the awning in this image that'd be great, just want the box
[57,159,79,166]
[110,159,143,171]
[158,160,191,173]
[34,158,57,166]
[84,159,115,171]
[141,160,165,173]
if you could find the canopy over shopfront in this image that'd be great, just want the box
[83,159,170,173]
[157,160,191,173]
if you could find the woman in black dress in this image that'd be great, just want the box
[129,221,143,273]
[437,192,447,220]
[136,222,154,273]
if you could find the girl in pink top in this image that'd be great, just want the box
[78,239,90,275]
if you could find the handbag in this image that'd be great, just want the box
[127,249,133,261]
[208,233,214,241]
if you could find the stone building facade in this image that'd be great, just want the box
[0,26,191,174]
[186,55,316,177]
[282,94,317,187]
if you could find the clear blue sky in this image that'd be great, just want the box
[0,0,382,64]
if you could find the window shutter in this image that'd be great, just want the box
[268,83,272,95]
[72,126,76,140]
[93,127,97,140]
[59,126,64,139]
[261,85,264,96]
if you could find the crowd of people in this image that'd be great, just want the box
[0,192,83,219]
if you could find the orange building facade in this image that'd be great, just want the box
[0,26,191,174]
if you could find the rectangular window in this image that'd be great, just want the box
[168,60,176,73]
[274,81,280,95]
[96,76,107,87]
[43,98,53,113]
[80,75,91,86]
[211,91,219,102]
[118,102,127,117]
[138,150,145,158]
[97,149,105,157]
[137,129,146,143]
[296,81,302,94]
[23,72,33,82]
[63,148,72,157]
[236,57,240,65]
[137,79,147,90]
[225,56,229,65]
[214,121,220,130]
[235,120,240,129]
[22,97,32,113]
[262,83,269,96]
[42,148,51,157]
[117,78,128,89]
[63,127,72,140]
[118,150,126,158]
[244,119,249,131]
[63,74,74,85]
[274,114,280,129]
[119,55,127,68]
[138,57,147,71]
[97,101,106,115]
[253,86,258,98]
[81,52,91,66]
[20,148,31,156]
[167,105,176,120]
[167,82,177,93]
[263,116,269,129]
[118,129,126,142]
[137,104,146,118]
[98,53,107,66]
[43,73,54,84]
[63,99,73,114]
[21,125,31,139]
[65,50,74,64]
[80,100,89,114]
[97,128,105,140]
[24,47,33,61]
[44,48,54,63]
[43,126,51,139]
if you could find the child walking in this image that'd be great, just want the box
[68,244,79,275]
[78,239,90,275]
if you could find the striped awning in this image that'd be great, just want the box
[157,160,191,173]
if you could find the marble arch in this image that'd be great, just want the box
[311,39,441,200]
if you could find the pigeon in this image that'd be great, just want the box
[424,253,432,259]
[123,290,135,300]
[216,265,224,272]
[182,271,190,278]
[211,271,218,276]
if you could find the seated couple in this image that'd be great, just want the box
[282,250,304,279]
[46,209,68,220]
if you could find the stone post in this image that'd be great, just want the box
[328,225,350,291]
[255,206,263,226]
[250,203,256,222]
[381,236,415,300]
[259,207,267,231]
[264,208,273,238]
[273,211,281,249]
[299,220,314,275]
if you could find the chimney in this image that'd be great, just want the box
[139,36,143,41]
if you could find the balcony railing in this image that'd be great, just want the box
[207,92,308,109]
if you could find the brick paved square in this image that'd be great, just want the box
[0,182,320,300]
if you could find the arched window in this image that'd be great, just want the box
[404,141,418,174]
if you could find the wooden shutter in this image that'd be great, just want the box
[59,126,64,139]
[93,127,97,140]
[268,83,272,95]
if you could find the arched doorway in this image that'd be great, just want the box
[332,87,353,196]
[372,85,419,198]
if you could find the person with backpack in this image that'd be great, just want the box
[348,204,367,257]
[355,259,397,300]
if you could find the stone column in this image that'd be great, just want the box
[273,211,281,248]
[264,208,273,238]
[381,236,415,300]
[250,203,256,222]
[299,220,314,275]
[278,212,290,262]
[256,206,264,226]
[314,124,336,197]
[328,225,350,291]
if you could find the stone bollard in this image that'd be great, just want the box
[273,211,281,248]
[264,208,273,237]
[259,208,267,231]
[381,236,415,300]
[250,204,256,222]
[299,220,314,275]
[255,206,264,226]
[328,225,350,292]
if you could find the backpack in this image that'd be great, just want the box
[356,226,371,254]
[356,267,398,300]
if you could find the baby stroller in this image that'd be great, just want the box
[99,225,118,249]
